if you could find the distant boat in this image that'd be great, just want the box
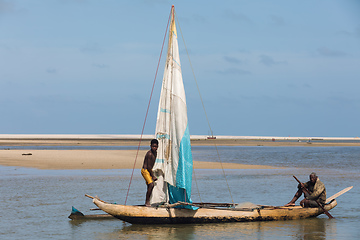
[85,5,337,224]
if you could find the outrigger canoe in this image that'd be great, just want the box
[76,6,349,224]
[85,195,337,224]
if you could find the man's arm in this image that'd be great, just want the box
[148,163,157,181]
[306,181,325,200]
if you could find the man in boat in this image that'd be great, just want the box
[141,139,158,206]
[285,172,326,207]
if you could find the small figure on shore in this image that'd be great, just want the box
[285,172,326,207]
[141,139,158,206]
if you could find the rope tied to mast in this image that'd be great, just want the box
[175,12,235,205]
[124,9,172,205]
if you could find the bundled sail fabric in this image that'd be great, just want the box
[151,9,194,209]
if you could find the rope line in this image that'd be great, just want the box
[124,9,172,205]
[192,169,202,203]
[176,12,234,205]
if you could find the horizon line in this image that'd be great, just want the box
[0,134,359,141]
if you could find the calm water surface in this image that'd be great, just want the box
[1,146,359,239]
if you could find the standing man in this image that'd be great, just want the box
[141,139,158,206]
[285,172,326,207]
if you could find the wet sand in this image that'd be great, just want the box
[0,149,277,170]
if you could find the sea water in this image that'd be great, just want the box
[1,146,359,239]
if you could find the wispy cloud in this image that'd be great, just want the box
[217,68,251,75]
[92,63,109,69]
[223,56,242,64]
[336,26,360,38]
[223,10,252,24]
[287,83,312,89]
[80,43,102,54]
[269,15,285,26]
[0,0,15,14]
[259,55,287,66]
[302,83,311,88]
[46,68,57,74]
[317,47,347,57]
[57,0,88,4]
[179,14,207,25]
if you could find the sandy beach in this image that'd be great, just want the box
[0,149,277,170]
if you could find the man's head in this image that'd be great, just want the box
[150,139,159,152]
[309,172,318,184]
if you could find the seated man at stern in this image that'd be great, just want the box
[285,172,326,208]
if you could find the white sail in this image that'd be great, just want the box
[151,7,193,206]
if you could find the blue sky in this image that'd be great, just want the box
[1,0,359,137]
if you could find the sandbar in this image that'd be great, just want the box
[1,135,358,170]
[0,149,277,170]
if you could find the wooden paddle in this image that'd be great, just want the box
[293,175,334,219]
[326,186,353,203]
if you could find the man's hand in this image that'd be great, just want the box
[152,176,158,181]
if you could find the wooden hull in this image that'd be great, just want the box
[92,198,337,224]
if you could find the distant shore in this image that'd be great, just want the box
[0,134,359,147]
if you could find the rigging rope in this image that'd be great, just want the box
[175,12,235,205]
[124,10,172,205]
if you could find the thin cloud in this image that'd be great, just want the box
[178,14,207,25]
[336,26,360,38]
[0,0,15,14]
[93,63,109,69]
[269,15,285,26]
[287,83,312,89]
[57,0,88,4]
[223,10,252,24]
[80,43,102,54]
[259,55,287,66]
[217,68,251,75]
[223,56,242,64]
[46,68,57,74]
[317,47,347,57]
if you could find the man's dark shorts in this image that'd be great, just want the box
[307,200,322,208]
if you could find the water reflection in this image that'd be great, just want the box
[121,223,196,239]
[91,218,337,240]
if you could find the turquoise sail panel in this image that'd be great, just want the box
[168,185,196,210]
[168,125,196,209]
[176,124,192,191]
